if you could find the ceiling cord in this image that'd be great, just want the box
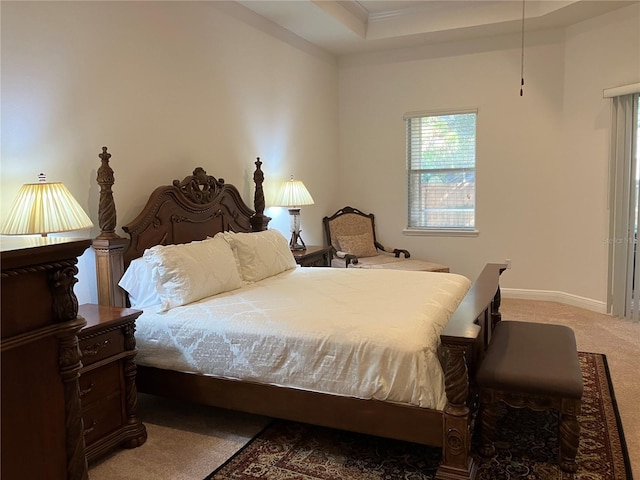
[520,0,526,96]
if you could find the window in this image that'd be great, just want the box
[405,110,477,232]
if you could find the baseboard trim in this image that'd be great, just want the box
[501,288,607,314]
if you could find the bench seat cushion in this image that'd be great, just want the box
[477,321,583,399]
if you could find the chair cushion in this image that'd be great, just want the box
[336,233,377,257]
[477,321,583,399]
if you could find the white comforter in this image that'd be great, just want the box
[135,267,471,410]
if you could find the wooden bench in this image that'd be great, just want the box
[476,320,583,472]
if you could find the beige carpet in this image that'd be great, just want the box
[88,299,639,479]
[88,395,270,480]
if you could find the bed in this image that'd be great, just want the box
[92,149,505,480]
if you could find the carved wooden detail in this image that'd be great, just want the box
[57,321,90,480]
[97,146,120,240]
[0,258,76,278]
[94,147,128,306]
[436,343,476,480]
[121,321,146,448]
[120,165,266,265]
[51,263,81,322]
[250,157,271,232]
[442,344,470,408]
[80,338,112,357]
[123,322,136,351]
[477,400,497,457]
[559,413,580,472]
[172,167,226,204]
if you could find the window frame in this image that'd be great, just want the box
[403,108,479,237]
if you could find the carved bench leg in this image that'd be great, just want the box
[478,395,497,457]
[558,412,580,473]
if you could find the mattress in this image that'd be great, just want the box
[134,267,471,410]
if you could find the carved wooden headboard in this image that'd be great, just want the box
[92,147,271,307]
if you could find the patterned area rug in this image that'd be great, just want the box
[205,353,632,480]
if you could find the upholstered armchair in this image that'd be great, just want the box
[322,206,449,272]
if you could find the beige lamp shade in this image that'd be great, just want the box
[1,179,94,237]
[274,177,315,207]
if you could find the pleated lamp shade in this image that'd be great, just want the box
[274,177,314,207]
[1,177,93,237]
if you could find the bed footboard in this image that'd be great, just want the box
[436,263,506,480]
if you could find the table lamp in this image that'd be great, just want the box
[275,176,314,251]
[1,173,93,237]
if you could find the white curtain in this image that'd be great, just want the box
[607,92,639,320]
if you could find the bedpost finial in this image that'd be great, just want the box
[99,146,111,163]
[251,157,271,231]
[96,146,120,239]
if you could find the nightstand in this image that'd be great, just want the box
[292,245,333,267]
[78,304,147,463]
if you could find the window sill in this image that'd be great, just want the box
[403,228,479,237]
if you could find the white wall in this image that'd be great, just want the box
[1,1,340,303]
[337,4,640,309]
[3,2,639,309]
[557,5,640,306]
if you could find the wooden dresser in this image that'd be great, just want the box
[78,303,147,462]
[1,237,91,480]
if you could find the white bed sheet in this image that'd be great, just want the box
[135,267,471,410]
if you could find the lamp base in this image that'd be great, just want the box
[289,230,306,251]
[287,208,306,251]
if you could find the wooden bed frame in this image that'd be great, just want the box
[92,147,505,480]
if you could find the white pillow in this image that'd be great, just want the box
[118,258,162,309]
[218,229,296,283]
[143,236,243,311]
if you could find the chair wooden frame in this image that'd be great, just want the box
[323,206,410,267]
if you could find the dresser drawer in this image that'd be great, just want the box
[79,327,125,366]
[79,362,121,406]
[82,395,124,447]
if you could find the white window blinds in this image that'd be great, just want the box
[405,110,477,230]
[607,93,640,320]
